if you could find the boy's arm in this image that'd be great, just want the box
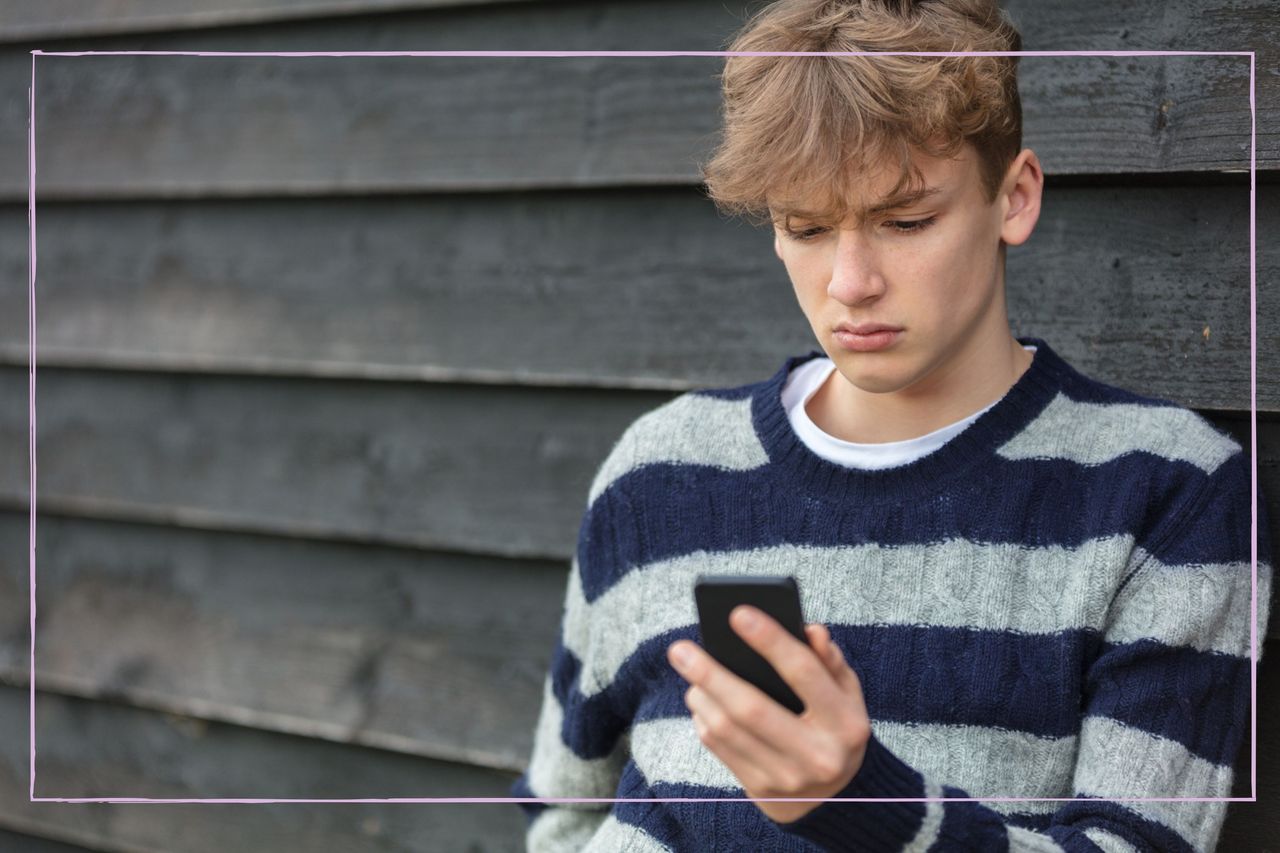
[511,413,663,851]
[509,554,632,852]
[775,446,1271,852]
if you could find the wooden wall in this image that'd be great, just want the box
[0,1,1275,850]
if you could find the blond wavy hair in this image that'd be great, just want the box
[700,0,1023,228]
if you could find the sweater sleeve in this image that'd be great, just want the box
[508,558,631,851]
[510,433,645,851]
[774,447,1272,853]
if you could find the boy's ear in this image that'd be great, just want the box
[1000,148,1044,247]
[774,232,784,260]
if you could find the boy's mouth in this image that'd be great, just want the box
[833,328,902,352]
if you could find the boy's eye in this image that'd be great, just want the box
[784,216,937,242]
[885,216,937,234]
[785,226,829,241]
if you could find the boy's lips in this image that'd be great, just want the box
[832,327,902,352]
[834,322,903,335]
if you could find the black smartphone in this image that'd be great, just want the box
[694,574,807,714]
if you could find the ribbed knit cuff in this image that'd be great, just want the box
[772,733,927,852]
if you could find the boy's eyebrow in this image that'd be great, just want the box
[775,185,945,222]
[864,185,945,214]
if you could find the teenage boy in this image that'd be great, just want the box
[511,1,1270,850]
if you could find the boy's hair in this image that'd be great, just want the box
[700,0,1023,229]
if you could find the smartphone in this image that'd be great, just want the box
[694,574,807,714]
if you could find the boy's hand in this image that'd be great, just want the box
[666,607,871,825]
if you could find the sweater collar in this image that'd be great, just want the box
[751,336,1070,505]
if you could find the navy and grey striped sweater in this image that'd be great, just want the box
[511,336,1271,852]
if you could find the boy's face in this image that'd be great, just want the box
[769,142,1041,399]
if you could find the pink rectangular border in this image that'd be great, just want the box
[26,48,1260,807]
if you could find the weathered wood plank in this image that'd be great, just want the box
[0,686,524,852]
[0,0,536,42]
[0,366,667,559]
[1006,179,1273,413]
[3,182,1273,409]
[0,828,110,853]
[1004,0,1278,178]
[0,0,1272,200]
[0,370,1275,560]
[0,511,563,772]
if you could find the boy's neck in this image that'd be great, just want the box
[805,333,1034,444]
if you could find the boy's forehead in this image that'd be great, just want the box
[767,146,971,221]
[770,184,945,219]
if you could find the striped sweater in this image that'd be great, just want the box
[511,336,1272,852]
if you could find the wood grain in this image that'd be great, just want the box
[0,0,1272,200]
[3,181,1273,409]
[0,0,537,41]
[0,511,564,771]
[0,366,665,559]
[0,685,524,852]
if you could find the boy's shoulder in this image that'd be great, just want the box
[583,361,797,506]
[1004,349,1242,478]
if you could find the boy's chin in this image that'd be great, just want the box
[827,361,922,396]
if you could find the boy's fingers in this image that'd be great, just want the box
[806,624,841,677]
[673,641,810,755]
[824,635,842,670]
[684,685,791,789]
[806,623,840,666]
[825,642,865,706]
[732,609,846,716]
[807,623,863,699]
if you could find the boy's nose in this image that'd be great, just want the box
[827,230,886,304]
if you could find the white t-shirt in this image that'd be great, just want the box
[781,346,1038,470]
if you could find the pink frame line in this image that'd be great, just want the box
[27,49,1259,807]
